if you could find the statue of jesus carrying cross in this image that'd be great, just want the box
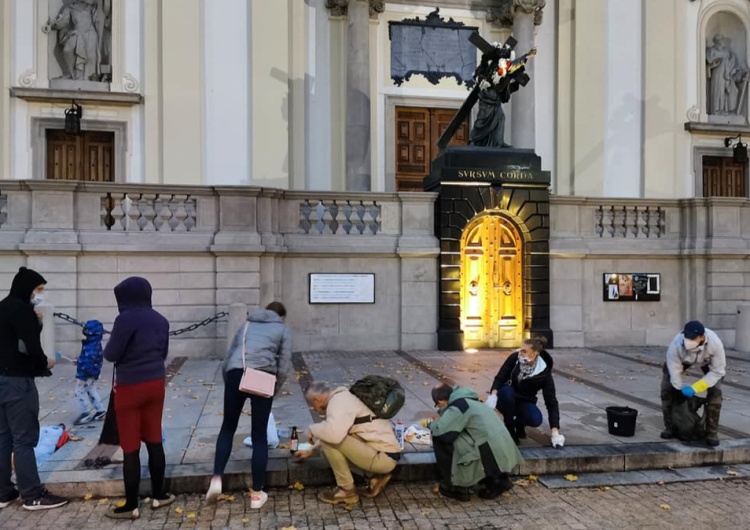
[437,32,536,150]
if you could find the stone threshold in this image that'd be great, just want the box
[41,439,750,498]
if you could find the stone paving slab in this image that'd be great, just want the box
[31,347,750,497]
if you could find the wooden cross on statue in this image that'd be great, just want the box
[437,32,536,151]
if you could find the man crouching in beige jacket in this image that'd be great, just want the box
[293,381,401,505]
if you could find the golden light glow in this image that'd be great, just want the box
[460,214,523,350]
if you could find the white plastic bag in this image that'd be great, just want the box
[404,424,432,445]
[243,412,280,448]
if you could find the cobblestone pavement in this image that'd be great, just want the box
[0,478,747,530]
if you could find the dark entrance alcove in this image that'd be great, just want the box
[424,146,553,351]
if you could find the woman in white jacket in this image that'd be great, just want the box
[206,302,292,509]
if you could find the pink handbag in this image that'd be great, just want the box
[238,322,277,398]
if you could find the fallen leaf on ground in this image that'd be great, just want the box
[727,470,739,476]
[660,504,671,510]
[515,480,529,487]
[432,484,439,494]
[280,526,296,530]
[187,513,196,519]
[501,492,512,498]
[82,493,93,500]
[175,507,184,514]
[68,435,84,442]
[241,518,250,524]
[289,481,304,490]
[528,475,538,482]
[596,486,610,492]
[115,500,126,507]
[98,498,109,504]
[564,474,578,482]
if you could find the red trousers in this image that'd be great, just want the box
[114,378,165,453]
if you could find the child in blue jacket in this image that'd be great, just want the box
[74,320,107,425]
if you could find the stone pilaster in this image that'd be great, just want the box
[510,0,545,149]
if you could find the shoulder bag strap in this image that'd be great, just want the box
[241,321,250,372]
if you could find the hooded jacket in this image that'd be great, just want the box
[429,386,523,487]
[104,277,170,385]
[491,350,560,430]
[222,309,292,395]
[0,267,50,378]
[76,320,104,381]
[308,387,400,453]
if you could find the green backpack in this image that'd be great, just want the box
[350,375,405,420]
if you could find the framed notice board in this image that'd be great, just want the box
[309,273,376,304]
[603,273,660,302]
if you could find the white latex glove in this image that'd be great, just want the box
[551,432,565,448]
[485,394,498,409]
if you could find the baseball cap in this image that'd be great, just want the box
[683,320,705,340]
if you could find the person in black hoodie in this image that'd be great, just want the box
[487,337,565,447]
[0,267,68,511]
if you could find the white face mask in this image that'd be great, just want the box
[31,293,44,306]
[684,338,701,351]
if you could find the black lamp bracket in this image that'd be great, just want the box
[724,134,744,148]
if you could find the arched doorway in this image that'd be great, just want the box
[461,214,524,349]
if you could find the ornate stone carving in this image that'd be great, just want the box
[325,0,385,18]
[706,33,748,118]
[686,105,701,122]
[122,74,140,93]
[43,0,112,83]
[513,0,546,25]
[18,69,37,88]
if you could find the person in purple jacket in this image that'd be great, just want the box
[103,277,173,519]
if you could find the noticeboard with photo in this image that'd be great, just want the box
[602,273,660,302]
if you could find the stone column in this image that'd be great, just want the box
[511,0,545,150]
[346,0,372,191]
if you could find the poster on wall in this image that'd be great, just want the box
[602,273,660,302]
[309,273,376,304]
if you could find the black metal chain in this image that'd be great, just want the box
[53,311,228,337]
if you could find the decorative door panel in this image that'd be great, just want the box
[46,130,114,182]
[460,214,523,349]
[395,106,469,191]
[703,156,746,197]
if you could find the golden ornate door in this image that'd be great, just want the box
[460,214,523,349]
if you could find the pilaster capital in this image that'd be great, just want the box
[325,0,385,18]
[514,0,546,25]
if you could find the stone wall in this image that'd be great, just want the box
[0,181,438,357]
[550,196,750,348]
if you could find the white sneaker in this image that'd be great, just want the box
[205,476,222,502]
[249,490,268,509]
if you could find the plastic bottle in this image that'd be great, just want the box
[395,419,405,450]
[289,426,299,453]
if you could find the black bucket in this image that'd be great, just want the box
[606,406,638,437]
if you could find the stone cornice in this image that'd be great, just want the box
[10,87,142,106]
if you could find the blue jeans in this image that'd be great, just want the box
[496,385,543,438]
[0,375,44,500]
[213,369,273,491]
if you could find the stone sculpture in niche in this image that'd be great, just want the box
[706,33,748,117]
[43,0,112,86]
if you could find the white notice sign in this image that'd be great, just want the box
[309,273,375,304]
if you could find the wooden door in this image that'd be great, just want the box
[703,156,746,197]
[395,106,468,191]
[461,214,524,349]
[46,130,114,182]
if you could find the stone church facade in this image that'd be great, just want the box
[0,0,748,356]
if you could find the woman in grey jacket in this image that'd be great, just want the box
[206,302,292,509]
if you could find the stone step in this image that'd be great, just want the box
[42,438,750,498]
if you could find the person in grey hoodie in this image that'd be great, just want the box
[206,302,292,509]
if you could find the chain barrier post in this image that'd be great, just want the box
[227,303,248,352]
[38,302,56,363]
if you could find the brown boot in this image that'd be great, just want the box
[361,474,392,498]
[318,487,359,505]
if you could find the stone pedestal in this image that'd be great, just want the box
[425,146,553,351]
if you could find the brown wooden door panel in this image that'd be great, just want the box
[395,106,469,191]
[703,156,746,197]
[45,130,114,182]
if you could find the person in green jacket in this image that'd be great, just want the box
[429,383,523,502]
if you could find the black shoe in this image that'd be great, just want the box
[515,423,527,440]
[478,474,514,499]
[23,489,68,511]
[705,435,719,447]
[0,489,19,509]
[660,430,674,440]
[438,483,470,502]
